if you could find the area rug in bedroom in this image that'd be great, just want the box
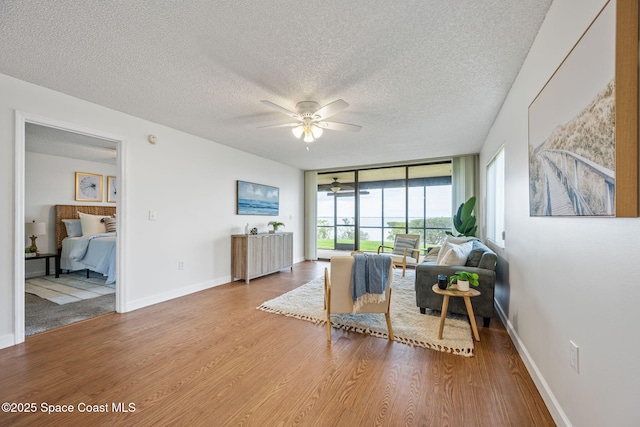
[26,272,115,305]
[257,270,474,357]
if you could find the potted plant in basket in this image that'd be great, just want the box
[25,247,37,258]
[268,221,285,233]
[449,271,479,292]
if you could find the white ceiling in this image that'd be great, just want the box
[25,123,117,165]
[1,1,552,171]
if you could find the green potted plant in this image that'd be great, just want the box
[268,221,285,233]
[449,271,479,292]
[25,247,37,258]
[446,196,477,237]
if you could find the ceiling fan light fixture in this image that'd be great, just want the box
[311,125,323,139]
[330,178,341,193]
[303,127,314,143]
[292,126,304,139]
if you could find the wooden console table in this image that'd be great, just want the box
[231,233,293,284]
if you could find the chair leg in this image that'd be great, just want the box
[385,312,394,341]
[385,288,394,340]
[324,268,332,342]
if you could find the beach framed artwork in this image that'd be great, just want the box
[237,181,279,216]
[528,0,638,217]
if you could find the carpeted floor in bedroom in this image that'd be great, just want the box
[25,272,115,336]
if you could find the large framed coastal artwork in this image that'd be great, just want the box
[528,0,638,217]
[237,181,279,216]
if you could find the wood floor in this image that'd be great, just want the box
[0,261,555,426]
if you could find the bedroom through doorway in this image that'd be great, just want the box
[15,114,126,342]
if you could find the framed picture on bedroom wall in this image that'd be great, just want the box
[107,176,117,203]
[75,172,103,202]
[527,0,638,217]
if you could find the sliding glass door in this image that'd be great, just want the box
[317,163,452,258]
[317,172,356,254]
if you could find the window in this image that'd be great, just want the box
[486,147,505,247]
[316,163,452,257]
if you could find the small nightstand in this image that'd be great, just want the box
[25,253,60,278]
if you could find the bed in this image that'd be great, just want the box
[55,205,117,284]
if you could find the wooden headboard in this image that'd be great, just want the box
[55,205,117,250]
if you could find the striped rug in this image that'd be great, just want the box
[26,273,115,305]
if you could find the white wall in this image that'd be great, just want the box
[0,72,305,347]
[24,151,116,276]
[479,0,640,426]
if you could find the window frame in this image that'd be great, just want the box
[486,147,505,248]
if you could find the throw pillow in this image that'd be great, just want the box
[435,241,453,265]
[78,212,108,236]
[392,236,418,256]
[103,217,117,233]
[438,241,474,266]
[445,235,477,245]
[465,241,485,267]
[62,219,83,237]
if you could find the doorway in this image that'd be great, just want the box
[14,112,127,344]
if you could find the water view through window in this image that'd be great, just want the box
[317,163,452,258]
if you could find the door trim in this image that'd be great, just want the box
[14,110,128,344]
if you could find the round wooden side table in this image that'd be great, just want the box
[431,284,481,341]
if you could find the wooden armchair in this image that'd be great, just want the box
[377,234,423,277]
[323,256,394,342]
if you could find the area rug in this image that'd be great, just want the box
[25,272,115,305]
[258,270,474,357]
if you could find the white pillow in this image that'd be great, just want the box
[445,235,476,245]
[435,241,453,265]
[78,212,109,236]
[437,241,474,266]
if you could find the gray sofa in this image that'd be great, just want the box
[415,239,497,327]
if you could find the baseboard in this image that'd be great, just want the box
[0,333,17,350]
[494,301,572,427]
[25,269,51,279]
[124,275,231,312]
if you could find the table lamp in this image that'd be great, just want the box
[25,221,46,255]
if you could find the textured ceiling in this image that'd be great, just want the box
[0,0,552,171]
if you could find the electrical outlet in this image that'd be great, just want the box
[149,210,158,221]
[569,340,579,373]
[178,261,184,270]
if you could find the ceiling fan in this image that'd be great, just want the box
[324,177,365,196]
[329,177,349,193]
[259,99,362,145]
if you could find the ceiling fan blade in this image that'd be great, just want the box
[257,122,299,129]
[317,121,362,132]
[313,99,349,120]
[260,100,302,120]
